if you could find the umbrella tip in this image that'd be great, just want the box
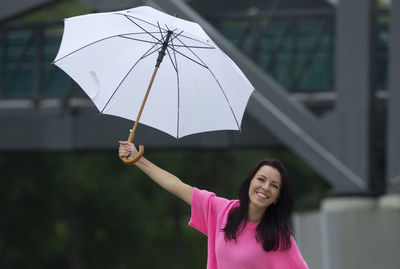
[99,112,102,116]
[253,88,257,93]
[239,128,243,134]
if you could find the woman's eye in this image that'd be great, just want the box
[257,177,265,182]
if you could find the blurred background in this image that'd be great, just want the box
[0,0,399,268]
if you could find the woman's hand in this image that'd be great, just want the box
[118,141,138,162]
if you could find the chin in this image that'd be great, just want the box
[252,199,271,209]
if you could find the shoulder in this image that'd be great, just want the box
[190,188,238,235]
[192,187,238,210]
[191,188,239,220]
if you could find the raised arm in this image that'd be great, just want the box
[118,141,194,205]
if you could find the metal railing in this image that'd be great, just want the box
[0,22,82,103]
[205,7,389,93]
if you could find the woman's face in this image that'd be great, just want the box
[248,165,282,212]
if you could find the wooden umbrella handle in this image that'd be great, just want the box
[121,122,145,165]
[122,145,144,165]
[121,126,145,165]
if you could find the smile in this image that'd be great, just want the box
[256,192,269,200]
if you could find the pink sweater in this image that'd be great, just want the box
[189,188,309,269]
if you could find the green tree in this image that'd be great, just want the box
[0,148,328,268]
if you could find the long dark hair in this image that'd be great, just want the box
[222,158,294,251]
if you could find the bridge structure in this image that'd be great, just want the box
[1,1,400,268]
[1,0,398,195]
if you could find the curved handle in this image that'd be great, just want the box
[122,145,144,165]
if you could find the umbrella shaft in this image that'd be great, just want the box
[129,30,172,142]
[128,66,159,142]
[156,30,173,67]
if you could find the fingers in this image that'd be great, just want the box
[118,141,132,158]
[119,149,130,158]
[119,141,137,151]
[119,141,134,147]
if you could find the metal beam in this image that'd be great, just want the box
[334,0,377,192]
[387,0,400,193]
[0,102,278,151]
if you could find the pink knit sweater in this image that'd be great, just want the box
[189,188,309,269]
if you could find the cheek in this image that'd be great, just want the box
[249,180,256,190]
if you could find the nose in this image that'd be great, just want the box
[261,182,271,192]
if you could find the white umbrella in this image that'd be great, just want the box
[53,6,254,164]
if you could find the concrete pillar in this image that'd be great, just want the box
[293,196,400,269]
[293,211,322,269]
[334,0,378,192]
[387,0,400,193]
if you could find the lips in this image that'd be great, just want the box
[256,192,269,200]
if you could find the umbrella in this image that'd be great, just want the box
[53,6,254,164]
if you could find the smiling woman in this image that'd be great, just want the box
[248,165,282,220]
[118,141,308,269]
[223,159,294,254]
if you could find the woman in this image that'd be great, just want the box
[119,141,309,269]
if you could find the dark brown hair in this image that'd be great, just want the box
[222,158,294,251]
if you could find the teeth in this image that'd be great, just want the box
[257,192,267,199]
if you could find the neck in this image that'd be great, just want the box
[247,203,265,223]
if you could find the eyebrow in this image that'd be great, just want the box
[258,174,281,185]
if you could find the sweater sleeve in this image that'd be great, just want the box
[189,188,230,236]
[189,188,215,236]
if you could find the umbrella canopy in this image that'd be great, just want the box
[53,6,254,140]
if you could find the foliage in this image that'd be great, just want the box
[0,148,328,268]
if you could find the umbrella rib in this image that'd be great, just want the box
[121,31,164,36]
[54,35,121,63]
[121,14,165,45]
[169,30,184,44]
[166,46,208,69]
[120,31,168,38]
[165,24,178,33]
[100,41,163,114]
[176,34,214,48]
[118,35,162,45]
[169,31,214,49]
[53,33,160,64]
[166,47,178,72]
[166,40,180,138]
[118,12,214,49]
[117,13,169,33]
[168,31,213,49]
[157,22,166,43]
[139,43,165,61]
[167,27,213,48]
[174,36,241,130]
[169,44,215,49]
